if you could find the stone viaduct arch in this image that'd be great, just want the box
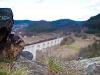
[23,37,63,60]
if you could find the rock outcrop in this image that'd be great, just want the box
[12,60,48,75]
[65,57,100,75]
[0,8,48,75]
[0,8,24,61]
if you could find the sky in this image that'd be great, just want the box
[0,0,100,21]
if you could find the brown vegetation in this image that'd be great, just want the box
[60,36,75,45]
[79,40,100,58]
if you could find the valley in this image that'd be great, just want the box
[8,13,100,75]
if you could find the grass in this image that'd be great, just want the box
[45,56,85,75]
[11,69,27,75]
[46,56,66,74]
[61,44,80,51]
[0,62,27,75]
[22,36,43,44]
[69,73,77,75]
[61,37,94,51]
[0,63,11,72]
[76,37,84,41]
[0,70,26,75]
[66,45,80,50]
[0,71,9,75]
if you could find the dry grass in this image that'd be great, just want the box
[74,37,94,47]
[0,62,27,75]
[45,56,66,75]
[0,62,11,72]
[22,36,43,44]
[22,33,54,44]
[64,45,80,50]
[45,37,95,61]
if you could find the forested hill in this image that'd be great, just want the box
[26,20,56,32]
[51,19,81,27]
[88,13,100,21]
[14,20,33,25]
[83,13,100,34]
[26,19,82,32]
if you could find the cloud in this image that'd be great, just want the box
[0,0,99,21]
[0,2,14,8]
[79,0,100,19]
[0,0,5,2]
[0,0,16,8]
[33,0,44,3]
[83,0,100,9]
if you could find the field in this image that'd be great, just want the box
[48,37,95,61]
[22,33,56,44]
[22,36,43,44]
[23,34,96,62]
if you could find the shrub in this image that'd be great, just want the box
[82,34,87,39]
[60,36,75,45]
[79,40,100,58]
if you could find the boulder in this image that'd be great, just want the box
[0,8,13,44]
[0,8,25,61]
[0,36,25,60]
[17,51,33,61]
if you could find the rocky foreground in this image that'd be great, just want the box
[64,57,100,75]
[10,51,100,75]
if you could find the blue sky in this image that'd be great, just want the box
[0,0,100,21]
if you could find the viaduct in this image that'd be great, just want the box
[23,37,63,60]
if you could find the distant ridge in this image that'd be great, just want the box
[14,19,82,25]
[88,13,100,21]
[26,19,83,32]
[83,13,100,34]
[14,20,33,25]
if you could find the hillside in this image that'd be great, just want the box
[14,20,33,25]
[88,13,100,21]
[83,13,100,34]
[51,19,77,27]
[26,20,57,32]
[25,19,82,33]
